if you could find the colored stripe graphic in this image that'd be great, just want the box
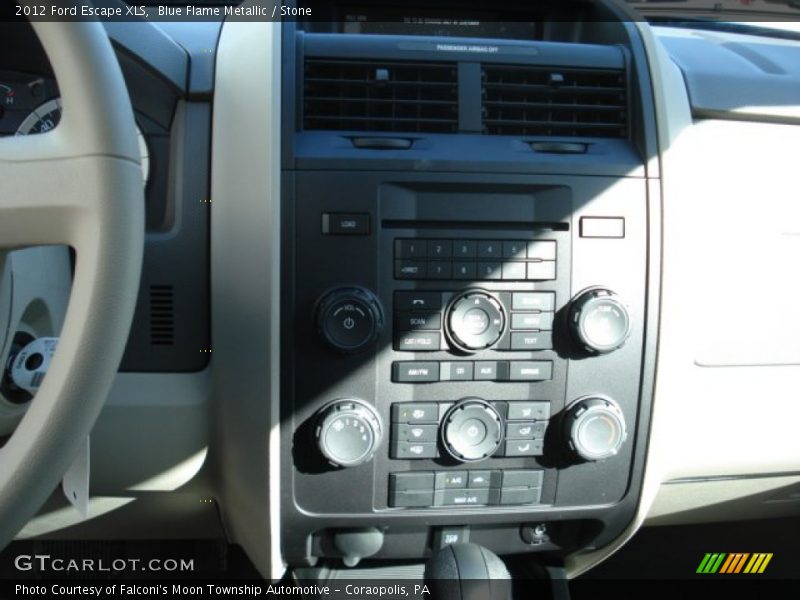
[719,553,749,573]
[698,553,773,574]
[697,553,727,574]
[743,553,773,574]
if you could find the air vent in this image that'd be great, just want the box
[303,59,458,133]
[482,65,627,138]
[149,285,175,347]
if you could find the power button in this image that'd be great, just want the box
[316,287,384,353]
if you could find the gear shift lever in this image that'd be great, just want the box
[424,543,512,600]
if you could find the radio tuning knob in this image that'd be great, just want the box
[315,287,384,353]
[569,288,630,354]
[316,399,383,468]
[445,290,506,353]
[564,396,627,462]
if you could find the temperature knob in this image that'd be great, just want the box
[569,288,630,354]
[564,396,627,461]
[316,287,384,353]
[316,399,383,467]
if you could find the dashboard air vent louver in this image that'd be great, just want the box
[303,59,458,134]
[482,65,628,138]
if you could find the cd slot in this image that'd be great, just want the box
[382,220,568,232]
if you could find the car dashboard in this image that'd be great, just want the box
[1,0,800,583]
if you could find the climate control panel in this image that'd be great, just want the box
[390,400,550,461]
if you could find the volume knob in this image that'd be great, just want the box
[316,399,383,467]
[316,287,384,353]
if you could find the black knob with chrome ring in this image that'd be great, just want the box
[440,398,504,462]
[316,287,384,353]
[445,290,506,353]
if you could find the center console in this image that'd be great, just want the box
[279,1,659,567]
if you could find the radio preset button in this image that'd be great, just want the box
[454,240,477,258]
[503,240,528,260]
[527,241,557,260]
[453,262,477,280]
[395,239,428,258]
[427,261,452,280]
[477,240,502,259]
[502,262,526,280]
[527,261,557,281]
[477,262,502,280]
[429,240,453,258]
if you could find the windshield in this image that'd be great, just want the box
[627,0,800,35]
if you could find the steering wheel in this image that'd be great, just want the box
[0,17,144,548]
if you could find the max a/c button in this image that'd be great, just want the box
[322,213,370,235]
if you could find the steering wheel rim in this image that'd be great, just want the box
[0,15,144,548]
